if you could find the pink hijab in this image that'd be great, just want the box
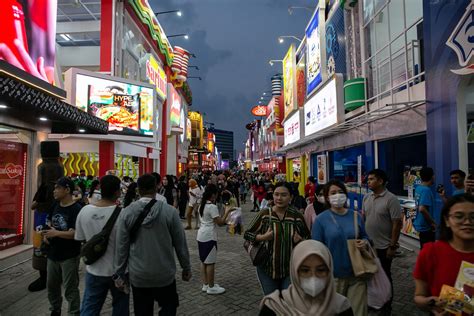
[260,240,351,315]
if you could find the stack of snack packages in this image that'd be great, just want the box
[439,261,474,315]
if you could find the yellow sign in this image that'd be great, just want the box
[283,44,297,120]
[188,111,202,121]
[145,54,167,100]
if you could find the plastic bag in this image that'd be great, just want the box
[227,208,243,235]
[368,258,392,309]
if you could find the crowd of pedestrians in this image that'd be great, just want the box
[29,166,474,315]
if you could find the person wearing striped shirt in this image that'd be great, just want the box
[244,182,311,295]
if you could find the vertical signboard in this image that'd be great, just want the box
[168,83,182,133]
[145,54,167,100]
[317,154,327,184]
[306,7,323,95]
[283,44,297,120]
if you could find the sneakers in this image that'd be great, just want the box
[206,284,225,295]
[201,284,209,292]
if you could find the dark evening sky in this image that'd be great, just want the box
[151,0,316,154]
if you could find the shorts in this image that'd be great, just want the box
[197,240,217,264]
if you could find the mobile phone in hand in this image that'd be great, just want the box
[436,184,444,194]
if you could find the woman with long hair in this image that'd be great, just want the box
[244,182,311,295]
[260,240,353,315]
[413,194,474,314]
[312,180,369,316]
[162,175,178,208]
[87,180,101,205]
[197,184,233,295]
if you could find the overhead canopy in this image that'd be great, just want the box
[0,61,108,134]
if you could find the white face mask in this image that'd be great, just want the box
[329,193,347,208]
[300,276,326,297]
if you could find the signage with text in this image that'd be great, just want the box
[145,54,167,100]
[284,110,301,146]
[73,72,155,136]
[304,76,343,136]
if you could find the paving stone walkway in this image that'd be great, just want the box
[0,201,425,315]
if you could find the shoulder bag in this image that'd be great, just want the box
[243,210,272,266]
[331,210,378,278]
[129,199,157,243]
[80,205,122,265]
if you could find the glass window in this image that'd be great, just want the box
[389,0,404,39]
[365,58,378,98]
[0,137,27,251]
[364,0,375,24]
[375,7,389,51]
[405,0,423,27]
[391,48,406,87]
[374,0,388,14]
[364,20,377,58]
[406,23,422,78]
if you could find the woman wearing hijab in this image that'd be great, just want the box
[260,240,353,315]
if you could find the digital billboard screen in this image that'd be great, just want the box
[74,73,155,136]
[0,0,57,85]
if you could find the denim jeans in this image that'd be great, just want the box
[256,266,291,295]
[81,272,129,316]
[47,257,81,315]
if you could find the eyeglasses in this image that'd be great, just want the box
[448,213,474,224]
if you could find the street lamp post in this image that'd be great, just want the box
[268,60,283,66]
[168,33,189,39]
[188,76,202,80]
[278,35,303,43]
[189,65,200,70]
[288,6,315,14]
[155,10,182,16]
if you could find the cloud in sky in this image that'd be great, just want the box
[150,0,315,154]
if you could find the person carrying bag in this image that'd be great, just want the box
[80,206,122,265]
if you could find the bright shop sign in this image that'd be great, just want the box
[284,110,301,146]
[168,84,181,130]
[283,44,297,120]
[251,105,267,117]
[306,6,323,96]
[145,54,167,100]
[66,68,155,137]
[304,76,344,136]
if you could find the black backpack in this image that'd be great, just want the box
[80,206,122,265]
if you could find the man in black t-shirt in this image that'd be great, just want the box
[42,177,82,316]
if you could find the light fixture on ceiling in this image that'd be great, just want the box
[39,117,48,121]
[0,104,7,109]
[60,34,71,41]
[78,129,86,133]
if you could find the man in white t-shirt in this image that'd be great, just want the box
[75,175,129,315]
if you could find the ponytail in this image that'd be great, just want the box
[199,184,218,217]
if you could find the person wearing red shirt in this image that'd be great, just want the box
[413,194,474,314]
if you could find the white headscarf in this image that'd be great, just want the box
[260,240,351,315]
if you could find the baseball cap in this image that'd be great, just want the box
[55,177,75,192]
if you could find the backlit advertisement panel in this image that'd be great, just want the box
[0,0,57,84]
[306,7,322,95]
[70,70,155,136]
[284,110,301,146]
[168,84,181,128]
[283,44,297,120]
[304,75,344,136]
[145,54,167,100]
